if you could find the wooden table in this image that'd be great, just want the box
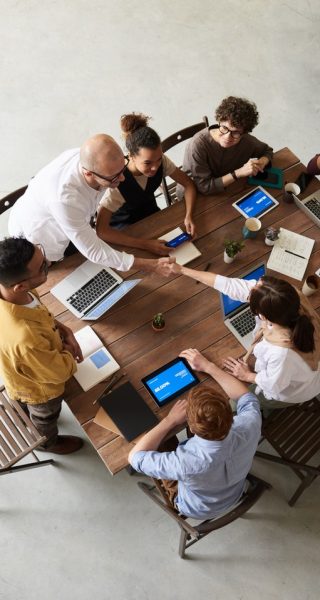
[39,148,320,475]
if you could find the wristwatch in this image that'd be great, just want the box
[231,170,238,181]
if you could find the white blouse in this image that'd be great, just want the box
[214,275,320,403]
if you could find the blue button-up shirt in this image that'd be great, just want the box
[131,393,261,519]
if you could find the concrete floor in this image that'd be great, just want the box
[1,1,320,599]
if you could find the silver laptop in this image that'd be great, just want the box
[293,188,320,227]
[51,261,141,320]
[219,263,266,350]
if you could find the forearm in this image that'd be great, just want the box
[98,224,150,252]
[183,183,196,219]
[180,265,217,286]
[128,416,175,461]
[205,362,249,399]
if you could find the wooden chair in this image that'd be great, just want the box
[0,391,54,475]
[255,397,320,506]
[0,186,28,216]
[160,116,209,206]
[138,473,271,558]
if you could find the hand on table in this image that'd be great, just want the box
[143,239,170,256]
[180,348,212,374]
[184,216,196,238]
[166,399,188,427]
[223,356,252,381]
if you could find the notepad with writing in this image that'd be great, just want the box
[160,227,201,265]
[73,326,120,391]
[99,382,158,442]
[267,228,314,280]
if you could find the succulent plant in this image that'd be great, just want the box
[152,312,165,329]
[265,227,280,241]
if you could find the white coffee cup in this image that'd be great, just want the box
[283,182,300,204]
[302,275,319,297]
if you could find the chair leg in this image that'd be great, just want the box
[0,459,54,475]
[178,529,188,559]
[288,474,317,507]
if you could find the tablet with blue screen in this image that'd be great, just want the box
[142,357,199,407]
[232,186,279,219]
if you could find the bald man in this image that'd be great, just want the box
[9,135,174,276]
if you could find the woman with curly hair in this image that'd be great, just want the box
[96,113,197,256]
[181,96,273,196]
[170,262,320,409]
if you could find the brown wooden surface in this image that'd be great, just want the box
[39,148,320,475]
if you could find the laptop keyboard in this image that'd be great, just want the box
[67,270,118,313]
[305,198,320,220]
[230,309,256,338]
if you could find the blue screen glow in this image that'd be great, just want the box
[145,360,196,404]
[236,189,275,218]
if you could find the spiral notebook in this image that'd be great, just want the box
[267,228,314,280]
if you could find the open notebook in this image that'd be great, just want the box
[267,228,315,280]
[73,326,120,391]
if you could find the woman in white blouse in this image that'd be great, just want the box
[96,113,197,256]
[172,263,320,408]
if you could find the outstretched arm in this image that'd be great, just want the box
[180,348,249,399]
[128,399,187,462]
[170,168,197,237]
[96,207,169,257]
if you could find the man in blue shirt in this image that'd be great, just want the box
[129,348,261,519]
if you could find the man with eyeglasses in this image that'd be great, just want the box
[179,96,273,196]
[0,237,84,454]
[8,134,174,277]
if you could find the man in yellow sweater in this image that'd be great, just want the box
[0,237,83,454]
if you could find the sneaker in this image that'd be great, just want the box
[38,435,84,455]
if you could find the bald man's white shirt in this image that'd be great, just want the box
[8,148,134,270]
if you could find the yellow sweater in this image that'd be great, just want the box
[0,292,76,404]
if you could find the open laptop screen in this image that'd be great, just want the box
[221,264,266,317]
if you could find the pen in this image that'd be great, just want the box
[285,249,306,260]
[92,372,126,405]
[196,262,212,284]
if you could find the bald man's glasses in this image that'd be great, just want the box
[83,156,129,183]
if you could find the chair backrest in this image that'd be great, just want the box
[0,392,47,470]
[161,116,209,153]
[0,186,28,216]
[160,116,209,206]
[138,473,271,558]
[256,397,320,506]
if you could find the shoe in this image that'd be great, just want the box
[38,435,84,455]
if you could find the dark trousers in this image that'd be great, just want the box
[18,396,63,448]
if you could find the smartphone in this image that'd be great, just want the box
[165,232,192,248]
[251,170,279,185]
[295,172,313,193]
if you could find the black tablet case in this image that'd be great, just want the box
[99,382,158,442]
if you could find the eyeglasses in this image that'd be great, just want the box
[83,156,129,184]
[37,244,49,276]
[218,124,242,140]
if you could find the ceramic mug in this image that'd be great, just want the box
[302,275,319,297]
[242,217,262,239]
[283,182,300,204]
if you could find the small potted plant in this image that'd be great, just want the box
[265,226,280,246]
[223,239,245,264]
[152,312,165,331]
